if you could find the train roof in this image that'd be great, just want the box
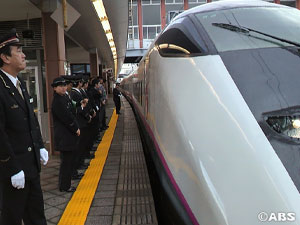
[176,0,288,19]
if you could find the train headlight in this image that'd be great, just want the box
[292,119,300,129]
[266,116,300,138]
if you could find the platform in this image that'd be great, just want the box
[41,98,158,225]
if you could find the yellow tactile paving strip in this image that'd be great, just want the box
[58,110,118,225]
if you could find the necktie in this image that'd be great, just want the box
[16,80,24,99]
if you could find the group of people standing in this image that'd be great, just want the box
[0,28,121,225]
[51,74,108,192]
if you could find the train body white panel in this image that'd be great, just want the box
[120,1,300,224]
[142,51,300,224]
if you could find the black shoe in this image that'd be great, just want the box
[86,154,95,159]
[60,187,76,192]
[72,174,84,180]
[79,164,89,169]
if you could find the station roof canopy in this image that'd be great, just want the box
[0,0,128,75]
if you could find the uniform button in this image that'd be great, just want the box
[28,147,32,152]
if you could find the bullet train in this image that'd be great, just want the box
[120,1,300,224]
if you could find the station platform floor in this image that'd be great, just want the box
[41,98,158,225]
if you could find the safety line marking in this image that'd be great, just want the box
[58,110,118,225]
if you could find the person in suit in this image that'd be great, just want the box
[113,82,122,114]
[70,75,91,170]
[0,29,48,225]
[99,78,109,131]
[80,77,96,159]
[88,78,103,143]
[61,75,84,180]
[51,77,80,192]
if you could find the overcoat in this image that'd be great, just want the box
[70,88,90,128]
[113,87,121,103]
[0,70,43,179]
[52,92,79,151]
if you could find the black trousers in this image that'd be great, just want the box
[99,105,106,129]
[0,182,2,211]
[59,151,75,191]
[114,99,121,114]
[75,127,89,168]
[0,175,46,225]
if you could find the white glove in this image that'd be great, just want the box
[11,170,25,189]
[40,148,48,165]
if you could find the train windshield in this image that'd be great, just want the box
[195,7,300,52]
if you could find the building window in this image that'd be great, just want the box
[134,27,139,39]
[189,0,206,3]
[168,10,184,23]
[142,0,160,4]
[71,64,90,75]
[142,0,150,4]
[148,26,157,39]
[166,0,184,4]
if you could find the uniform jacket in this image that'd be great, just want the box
[0,70,43,179]
[52,92,79,152]
[80,88,95,117]
[88,87,102,111]
[70,88,90,128]
[113,87,121,102]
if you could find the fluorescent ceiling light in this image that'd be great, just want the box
[92,0,118,72]
[106,33,113,40]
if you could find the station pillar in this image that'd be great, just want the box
[161,0,166,30]
[138,0,143,48]
[184,0,189,10]
[42,12,66,154]
[89,48,99,78]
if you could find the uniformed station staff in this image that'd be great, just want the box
[51,77,80,192]
[0,29,48,225]
[51,74,107,192]
[113,82,122,114]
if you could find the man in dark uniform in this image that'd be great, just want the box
[61,75,84,180]
[80,76,96,159]
[0,29,48,225]
[51,77,80,192]
[113,82,122,114]
[70,75,91,170]
[88,78,103,143]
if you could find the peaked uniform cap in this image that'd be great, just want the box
[61,75,74,84]
[0,28,22,51]
[51,77,66,87]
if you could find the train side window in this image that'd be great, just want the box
[155,17,206,57]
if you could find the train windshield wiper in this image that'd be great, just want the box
[212,22,300,48]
